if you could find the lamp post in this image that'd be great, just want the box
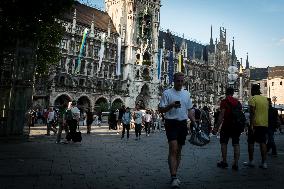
[272,96,277,108]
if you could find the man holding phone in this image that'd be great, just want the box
[159,72,194,188]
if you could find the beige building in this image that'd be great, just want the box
[268,66,284,105]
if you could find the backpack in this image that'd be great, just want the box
[227,100,246,132]
[65,109,73,121]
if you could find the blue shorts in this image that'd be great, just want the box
[165,119,188,145]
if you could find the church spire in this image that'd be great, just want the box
[246,52,250,69]
[210,25,213,45]
[231,37,235,65]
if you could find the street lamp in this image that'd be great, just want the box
[272,96,277,107]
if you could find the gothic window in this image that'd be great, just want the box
[61,57,66,72]
[94,47,99,58]
[142,68,150,81]
[68,59,73,74]
[80,60,85,75]
[79,79,85,87]
[59,76,65,86]
[272,82,274,86]
[280,81,282,86]
[136,70,140,79]
[93,62,97,75]
[88,45,93,58]
[87,62,92,75]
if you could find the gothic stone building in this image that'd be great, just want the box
[33,1,244,111]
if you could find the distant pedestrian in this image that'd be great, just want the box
[66,100,80,142]
[267,98,280,156]
[117,105,126,131]
[121,107,131,140]
[56,102,69,143]
[46,107,57,136]
[143,110,152,136]
[86,108,94,134]
[158,72,194,188]
[133,104,143,140]
[243,84,269,169]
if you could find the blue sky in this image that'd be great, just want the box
[85,0,284,68]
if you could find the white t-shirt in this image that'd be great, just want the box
[159,88,192,121]
[134,110,144,124]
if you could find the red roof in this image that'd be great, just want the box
[63,1,117,34]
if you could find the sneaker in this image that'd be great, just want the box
[259,162,268,169]
[171,178,181,188]
[217,161,228,169]
[135,137,138,141]
[243,161,255,168]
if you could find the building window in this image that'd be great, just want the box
[272,82,274,86]
[280,81,282,85]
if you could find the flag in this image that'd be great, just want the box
[178,53,183,72]
[157,48,163,80]
[98,33,106,71]
[116,37,121,76]
[168,51,174,84]
[75,28,88,74]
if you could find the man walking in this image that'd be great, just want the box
[159,72,194,188]
[244,84,269,169]
[216,87,243,170]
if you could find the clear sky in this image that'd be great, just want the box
[84,0,284,68]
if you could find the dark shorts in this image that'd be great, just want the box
[165,119,188,145]
[220,130,240,146]
[247,126,268,144]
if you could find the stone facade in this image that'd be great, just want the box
[33,1,247,112]
[268,66,284,105]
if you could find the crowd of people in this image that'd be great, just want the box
[28,72,284,188]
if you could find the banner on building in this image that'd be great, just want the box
[98,33,106,71]
[168,51,174,84]
[178,53,183,72]
[116,37,122,76]
[75,28,89,74]
[157,48,163,80]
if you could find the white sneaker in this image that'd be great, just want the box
[171,178,181,188]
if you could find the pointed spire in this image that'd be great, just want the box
[72,8,77,35]
[246,52,250,69]
[210,25,213,45]
[229,43,231,53]
[231,37,235,65]
[107,19,111,38]
[90,14,95,38]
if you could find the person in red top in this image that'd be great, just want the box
[216,87,243,170]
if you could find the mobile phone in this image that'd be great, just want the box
[175,101,180,105]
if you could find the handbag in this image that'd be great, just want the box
[189,123,210,146]
[73,124,82,142]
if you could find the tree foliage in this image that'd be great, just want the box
[0,0,74,74]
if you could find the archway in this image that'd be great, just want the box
[77,96,91,112]
[54,94,71,107]
[95,97,108,112]
[112,98,123,110]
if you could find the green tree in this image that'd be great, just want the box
[0,0,74,74]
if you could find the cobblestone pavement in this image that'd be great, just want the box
[1,124,284,189]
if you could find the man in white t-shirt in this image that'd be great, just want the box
[133,105,144,140]
[159,72,195,188]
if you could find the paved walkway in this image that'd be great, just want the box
[0,125,284,189]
